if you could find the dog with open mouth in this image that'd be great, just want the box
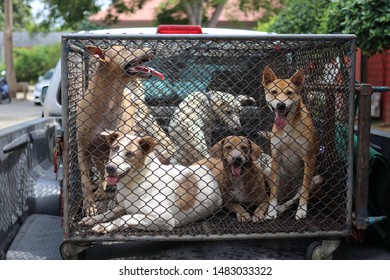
[76,46,171,216]
[196,135,269,223]
[262,65,321,220]
[79,132,222,233]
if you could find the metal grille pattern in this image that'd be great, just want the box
[62,34,355,240]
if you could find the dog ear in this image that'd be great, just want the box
[210,138,225,159]
[212,100,225,107]
[237,95,255,105]
[86,46,106,62]
[138,136,156,155]
[262,65,277,86]
[290,69,305,88]
[100,130,119,145]
[248,138,263,161]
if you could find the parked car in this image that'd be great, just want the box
[34,68,54,105]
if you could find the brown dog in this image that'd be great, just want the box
[196,136,269,223]
[76,46,166,216]
[262,65,320,220]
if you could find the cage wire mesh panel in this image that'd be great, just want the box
[62,34,355,241]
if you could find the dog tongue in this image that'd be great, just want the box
[274,112,287,130]
[134,66,164,80]
[231,165,242,176]
[106,175,118,185]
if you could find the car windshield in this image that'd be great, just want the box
[141,43,264,105]
[43,70,54,80]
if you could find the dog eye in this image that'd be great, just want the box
[286,90,293,96]
[224,145,232,151]
[240,145,248,151]
[225,110,232,115]
[111,146,119,152]
[125,152,135,157]
[271,90,278,95]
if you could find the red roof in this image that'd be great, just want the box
[89,0,264,26]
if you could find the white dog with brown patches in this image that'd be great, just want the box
[79,132,222,232]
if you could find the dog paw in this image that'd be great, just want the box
[94,188,107,200]
[83,203,98,216]
[295,208,307,220]
[237,212,251,223]
[91,222,115,233]
[265,209,278,220]
[252,213,265,223]
[78,216,97,226]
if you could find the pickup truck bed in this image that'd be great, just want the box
[2,116,390,260]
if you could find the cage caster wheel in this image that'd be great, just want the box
[306,240,340,260]
[60,241,90,260]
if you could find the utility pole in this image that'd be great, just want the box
[4,0,17,99]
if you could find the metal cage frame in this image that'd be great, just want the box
[59,33,358,259]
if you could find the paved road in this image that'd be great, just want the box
[0,92,43,129]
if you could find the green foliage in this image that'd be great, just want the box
[103,0,149,26]
[11,43,60,83]
[320,0,390,56]
[32,0,101,32]
[154,0,278,26]
[265,0,330,34]
[256,15,277,32]
[154,1,191,25]
[25,0,282,31]
[0,0,34,31]
[261,0,389,56]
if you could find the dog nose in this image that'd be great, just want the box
[234,156,243,164]
[105,164,117,174]
[276,102,286,111]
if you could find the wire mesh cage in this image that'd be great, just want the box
[61,34,356,243]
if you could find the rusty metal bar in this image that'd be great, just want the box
[354,84,373,230]
[61,38,71,238]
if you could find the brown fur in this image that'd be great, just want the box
[262,65,321,220]
[76,46,157,216]
[176,174,199,211]
[196,136,269,223]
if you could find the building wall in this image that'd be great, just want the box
[365,51,390,123]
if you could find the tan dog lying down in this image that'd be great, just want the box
[79,132,222,232]
[195,136,269,223]
[169,91,255,165]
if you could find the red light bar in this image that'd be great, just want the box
[157,25,203,34]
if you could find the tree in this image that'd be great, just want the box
[262,0,390,57]
[0,0,34,31]
[260,0,329,34]
[32,0,102,32]
[153,0,278,27]
[4,0,17,98]
[32,0,278,30]
[320,0,390,57]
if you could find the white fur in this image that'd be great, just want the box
[169,91,254,165]
[80,135,222,232]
